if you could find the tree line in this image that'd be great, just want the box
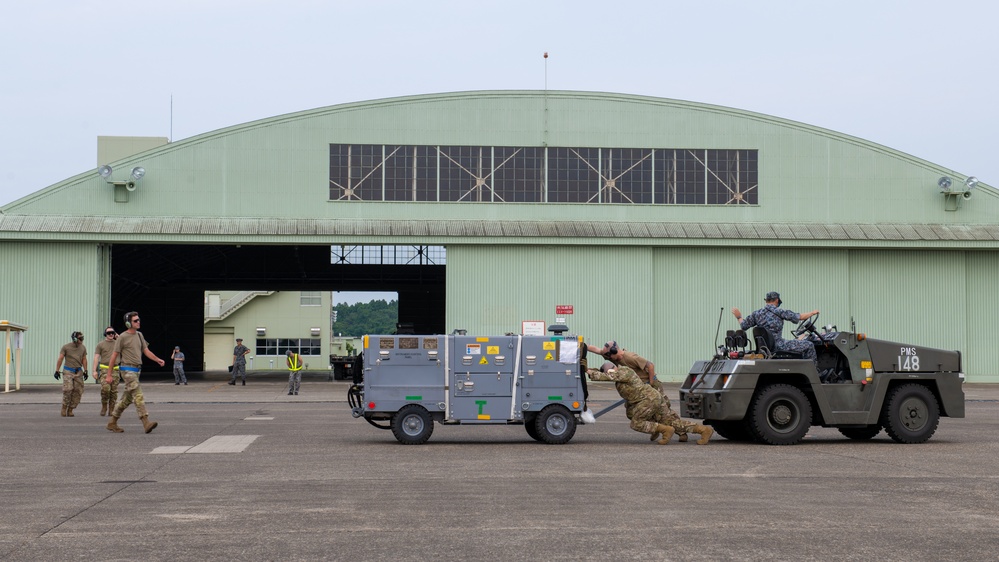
[332,299,398,337]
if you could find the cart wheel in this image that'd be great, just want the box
[534,405,576,444]
[391,404,434,445]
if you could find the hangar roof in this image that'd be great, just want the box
[2,90,996,247]
[1,214,997,247]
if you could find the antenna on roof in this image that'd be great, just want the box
[543,52,548,90]
[170,94,173,142]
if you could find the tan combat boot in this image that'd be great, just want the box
[106,416,124,433]
[655,424,675,445]
[693,424,714,445]
[100,403,107,416]
[141,415,158,434]
[67,408,74,417]
[678,434,688,442]
[61,405,68,417]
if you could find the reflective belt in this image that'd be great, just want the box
[120,366,141,373]
[63,366,80,373]
[99,364,120,370]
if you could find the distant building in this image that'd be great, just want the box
[203,291,329,371]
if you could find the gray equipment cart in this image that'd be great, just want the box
[348,327,588,444]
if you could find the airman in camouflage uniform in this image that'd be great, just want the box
[55,331,88,417]
[106,312,165,433]
[587,340,690,442]
[92,327,120,416]
[587,362,713,445]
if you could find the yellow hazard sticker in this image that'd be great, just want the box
[542,341,556,350]
[544,352,554,360]
[479,356,489,365]
[487,346,499,354]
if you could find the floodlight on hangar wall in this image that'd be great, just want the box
[97,164,146,202]
[938,175,978,211]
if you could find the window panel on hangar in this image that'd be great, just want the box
[329,144,757,205]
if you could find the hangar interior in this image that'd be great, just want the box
[110,244,446,371]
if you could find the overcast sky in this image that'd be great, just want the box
[1,1,995,207]
[334,291,396,306]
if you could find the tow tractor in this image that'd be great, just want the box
[348,325,589,444]
[680,314,965,445]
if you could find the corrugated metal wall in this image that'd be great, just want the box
[967,253,999,378]
[445,245,656,340]
[0,242,103,383]
[445,245,997,382]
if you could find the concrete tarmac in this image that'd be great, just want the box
[2,373,998,561]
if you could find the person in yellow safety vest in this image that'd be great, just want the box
[286,350,304,395]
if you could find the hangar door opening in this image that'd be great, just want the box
[110,244,446,373]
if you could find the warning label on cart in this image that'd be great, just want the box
[466,344,481,355]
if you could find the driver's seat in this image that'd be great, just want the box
[753,327,805,359]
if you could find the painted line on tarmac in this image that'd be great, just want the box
[150,435,259,454]
[151,446,193,454]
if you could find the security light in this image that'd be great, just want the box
[130,167,146,181]
[965,176,979,190]
[937,177,952,192]
[98,165,113,178]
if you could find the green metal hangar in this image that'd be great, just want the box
[2,90,997,383]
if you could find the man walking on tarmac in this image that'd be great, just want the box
[54,331,88,417]
[286,349,304,395]
[92,327,119,416]
[587,362,712,444]
[105,311,165,433]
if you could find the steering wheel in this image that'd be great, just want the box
[792,313,819,338]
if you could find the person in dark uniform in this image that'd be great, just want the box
[229,338,250,385]
[171,346,187,385]
[732,291,820,361]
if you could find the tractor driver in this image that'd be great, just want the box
[732,291,819,362]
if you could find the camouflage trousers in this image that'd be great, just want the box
[649,378,688,437]
[625,398,665,435]
[230,362,246,382]
[61,372,84,409]
[99,368,120,407]
[626,399,698,436]
[288,370,302,394]
[111,372,149,419]
[663,409,697,434]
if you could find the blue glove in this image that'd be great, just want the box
[54,370,61,380]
